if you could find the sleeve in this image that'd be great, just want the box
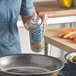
[20,0,35,16]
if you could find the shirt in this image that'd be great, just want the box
[0,0,35,56]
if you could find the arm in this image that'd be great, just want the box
[20,0,35,29]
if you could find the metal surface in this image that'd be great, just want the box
[0,54,64,76]
[65,51,76,69]
[29,16,42,28]
[45,42,48,56]
[28,16,44,52]
[70,23,74,27]
[65,51,76,60]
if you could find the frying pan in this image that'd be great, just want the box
[0,54,64,76]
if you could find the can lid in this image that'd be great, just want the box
[29,16,42,28]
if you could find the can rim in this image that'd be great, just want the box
[28,16,43,28]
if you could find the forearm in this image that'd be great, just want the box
[21,11,37,26]
[21,15,32,25]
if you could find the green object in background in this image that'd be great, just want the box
[72,0,76,7]
[72,56,76,63]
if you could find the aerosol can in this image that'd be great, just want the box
[28,16,45,52]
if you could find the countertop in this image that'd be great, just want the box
[45,28,76,52]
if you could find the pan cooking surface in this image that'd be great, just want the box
[5,66,50,74]
[0,54,64,75]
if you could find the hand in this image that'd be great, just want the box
[24,12,48,32]
[38,13,48,32]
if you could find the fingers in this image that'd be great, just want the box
[24,21,29,30]
[43,14,48,32]
[39,13,48,32]
[24,12,37,30]
[24,12,48,32]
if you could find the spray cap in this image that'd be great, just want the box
[29,16,42,28]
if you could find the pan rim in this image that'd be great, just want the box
[0,53,64,75]
[64,51,76,64]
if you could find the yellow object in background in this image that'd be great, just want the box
[59,0,72,8]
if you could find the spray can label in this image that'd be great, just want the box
[32,28,43,41]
